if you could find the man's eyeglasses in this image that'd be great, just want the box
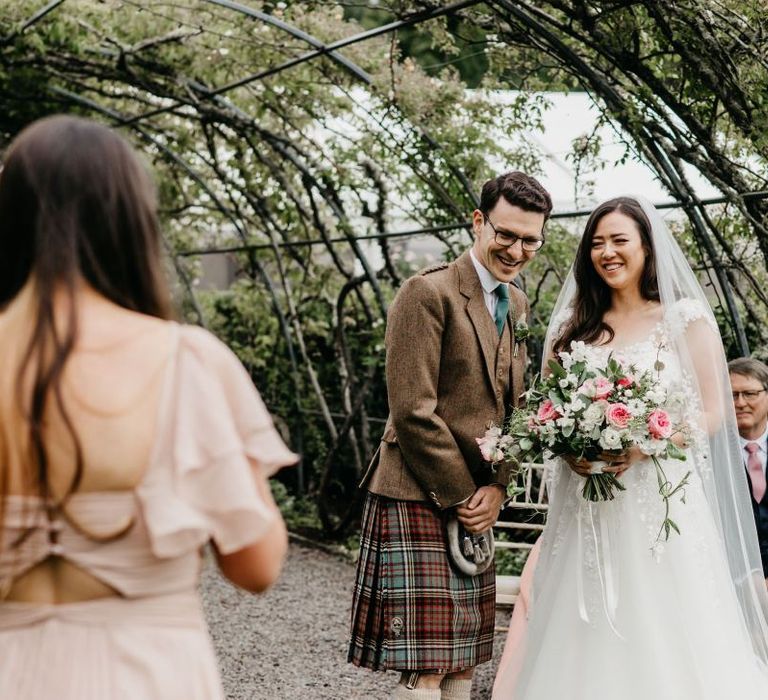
[731,389,767,402]
[484,214,544,252]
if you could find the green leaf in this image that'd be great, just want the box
[548,359,567,379]
[667,443,686,460]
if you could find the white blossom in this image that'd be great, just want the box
[598,427,623,450]
[570,341,589,363]
[636,436,668,456]
[581,401,607,430]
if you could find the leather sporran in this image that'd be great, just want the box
[446,516,495,576]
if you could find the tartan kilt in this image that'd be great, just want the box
[348,492,495,673]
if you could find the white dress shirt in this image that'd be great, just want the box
[469,249,508,320]
[740,426,768,476]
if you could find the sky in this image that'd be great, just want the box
[497,91,720,216]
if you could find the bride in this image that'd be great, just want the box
[493,196,768,699]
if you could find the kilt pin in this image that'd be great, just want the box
[348,251,529,673]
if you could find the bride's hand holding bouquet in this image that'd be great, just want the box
[478,341,691,542]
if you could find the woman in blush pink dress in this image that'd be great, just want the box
[0,115,297,699]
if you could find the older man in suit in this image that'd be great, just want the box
[729,358,768,586]
[348,172,552,700]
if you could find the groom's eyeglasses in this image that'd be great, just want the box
[484,214,545,252]
[732,389,767,402]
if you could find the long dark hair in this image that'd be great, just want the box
[554,197,659,354]
[0,115,172,515]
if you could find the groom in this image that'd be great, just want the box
[348,171,552,699]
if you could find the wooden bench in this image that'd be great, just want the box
[494,462,548,609]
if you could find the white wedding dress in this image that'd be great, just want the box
[495,301,768,699]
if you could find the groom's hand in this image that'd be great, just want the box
[456,485,505,533]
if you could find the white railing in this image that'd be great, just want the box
[494,462,547,607]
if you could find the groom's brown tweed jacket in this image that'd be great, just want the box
[360,250,529,509]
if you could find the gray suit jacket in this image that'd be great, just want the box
[360,251,529,509]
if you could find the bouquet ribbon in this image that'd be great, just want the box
[576,495,624,640]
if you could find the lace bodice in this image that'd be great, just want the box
[544,299,717,561]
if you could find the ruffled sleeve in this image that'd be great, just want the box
[137,325,299,559]
[664,298,717,340]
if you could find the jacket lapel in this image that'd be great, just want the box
[457,252,497,391]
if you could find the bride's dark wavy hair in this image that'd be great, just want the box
[0,115,172,517]
[553,197,659,354]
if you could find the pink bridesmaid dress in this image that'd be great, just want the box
[0,325,297,699]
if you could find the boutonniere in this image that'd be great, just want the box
[513,313,529,357]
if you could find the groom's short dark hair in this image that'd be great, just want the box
[480,171,553,221]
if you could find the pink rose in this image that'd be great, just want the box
[593,377,614,400]
[476,436,499,462]
[605,403,632,429]
[537,399,561,423]
[476,427,503,462]
[617,376,634,389]
[647,409,672,439]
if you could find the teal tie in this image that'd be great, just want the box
[494,283,509,336]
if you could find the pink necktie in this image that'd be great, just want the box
[746,442,766,503]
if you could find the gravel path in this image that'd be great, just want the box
[201,542,509,699]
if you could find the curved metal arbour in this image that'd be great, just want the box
[1,0,764,533]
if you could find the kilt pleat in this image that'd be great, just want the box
[348,493,495,672]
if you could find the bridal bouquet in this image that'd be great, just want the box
[477,341,691,541]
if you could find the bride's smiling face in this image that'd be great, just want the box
[589,211,648,292]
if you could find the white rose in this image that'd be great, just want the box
[599,427,623,450]
[583,401,606,425]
